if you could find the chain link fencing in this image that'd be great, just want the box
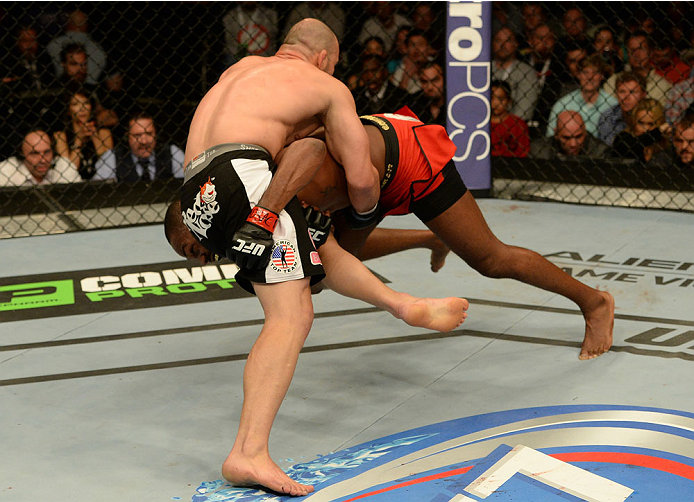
[1,1,693,239]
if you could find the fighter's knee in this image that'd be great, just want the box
[294,137,326,160]
[306,138,327,165]
[470,252,507,279]
[296,287,315,323]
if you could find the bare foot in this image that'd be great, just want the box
[222,451,314,497]
[428,237,450,273]
[395,294,469,332]
[579,290,615,360]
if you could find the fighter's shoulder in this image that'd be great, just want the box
[221,55,265,73]
[279,61,348,93]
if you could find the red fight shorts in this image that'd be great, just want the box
[360,111,467,222]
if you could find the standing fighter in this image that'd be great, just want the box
[172,19,467,497]
[298,109,615,361]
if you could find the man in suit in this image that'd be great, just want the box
[352,55,410,115]
[93,112,184,181]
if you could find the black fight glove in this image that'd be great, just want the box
[303,205,332,249]
[346,202,382,230]
[227,205,279,270]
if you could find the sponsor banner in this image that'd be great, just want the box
[0,260,250,322]
[446,1,492,190]
[546,250,694,287]
[192,405,694,501]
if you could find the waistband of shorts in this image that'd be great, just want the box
[360,115,399,193]
[184,143,270,183]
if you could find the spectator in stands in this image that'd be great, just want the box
[597,72,647,146]
[390,29,432,95]
[546,54,618,138]
[222,2,278,64]
[282,2,345,43]
[352,55,409,116]
[490,80,530,157]
[603,31,671,107]
[492,2,522,36]
[387,26,412,73]
[93,112,184,182]
[358,1,411,53]
[57,44,121,133]
[54,89,113,180]
[524,23,563,137]
[612,99,671,162]
[361,36,387,59]
[559,6,589,47]
[2,26,56,92]
[410,62,446,126]
[531,110,610,159]
[651,112,694,169]
[411,4,434,32]
[492,26,539,122]
[96,66,133,138]
[628,8,656,37]
[346,36,388,91]
[410,4,442,52]
[559,39,589,97]
[650,30,691,85]
[518,2,547,53]
[58,43,91,88]
[46,9,107,86]
[0,129,80,186]
[591,24,623,77]
[665,54,694,125]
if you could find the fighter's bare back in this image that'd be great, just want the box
[184,56,350,165]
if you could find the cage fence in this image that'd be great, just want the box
[1,1,692,239]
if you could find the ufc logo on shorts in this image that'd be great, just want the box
[231,239,266,256]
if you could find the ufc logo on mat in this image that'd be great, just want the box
[231,239,266,256]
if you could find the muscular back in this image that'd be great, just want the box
[184,56,339,164]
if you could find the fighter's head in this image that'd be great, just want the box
[164,200,216,264]
[283,18,339,76]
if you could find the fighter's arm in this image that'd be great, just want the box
[320,79,380,214]
[296,146,350,213]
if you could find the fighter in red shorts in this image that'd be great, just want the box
[298,108,615,361]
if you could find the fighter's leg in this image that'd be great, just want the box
[222,278,315,496]
[328,207,450,273]
[318,234,468,332]
[425,191,614,360]
[354,228,450,273]
[258,138,327,214]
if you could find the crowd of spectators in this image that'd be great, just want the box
[0,6,193,187]
[2,2,694,190]
[488,2,694,173]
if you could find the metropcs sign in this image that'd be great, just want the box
[447,1,491,190]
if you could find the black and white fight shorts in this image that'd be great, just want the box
[180,143,325,294]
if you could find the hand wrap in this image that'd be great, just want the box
[346,202,382,230]
[302,205,331,248]
[227,205,279,269]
